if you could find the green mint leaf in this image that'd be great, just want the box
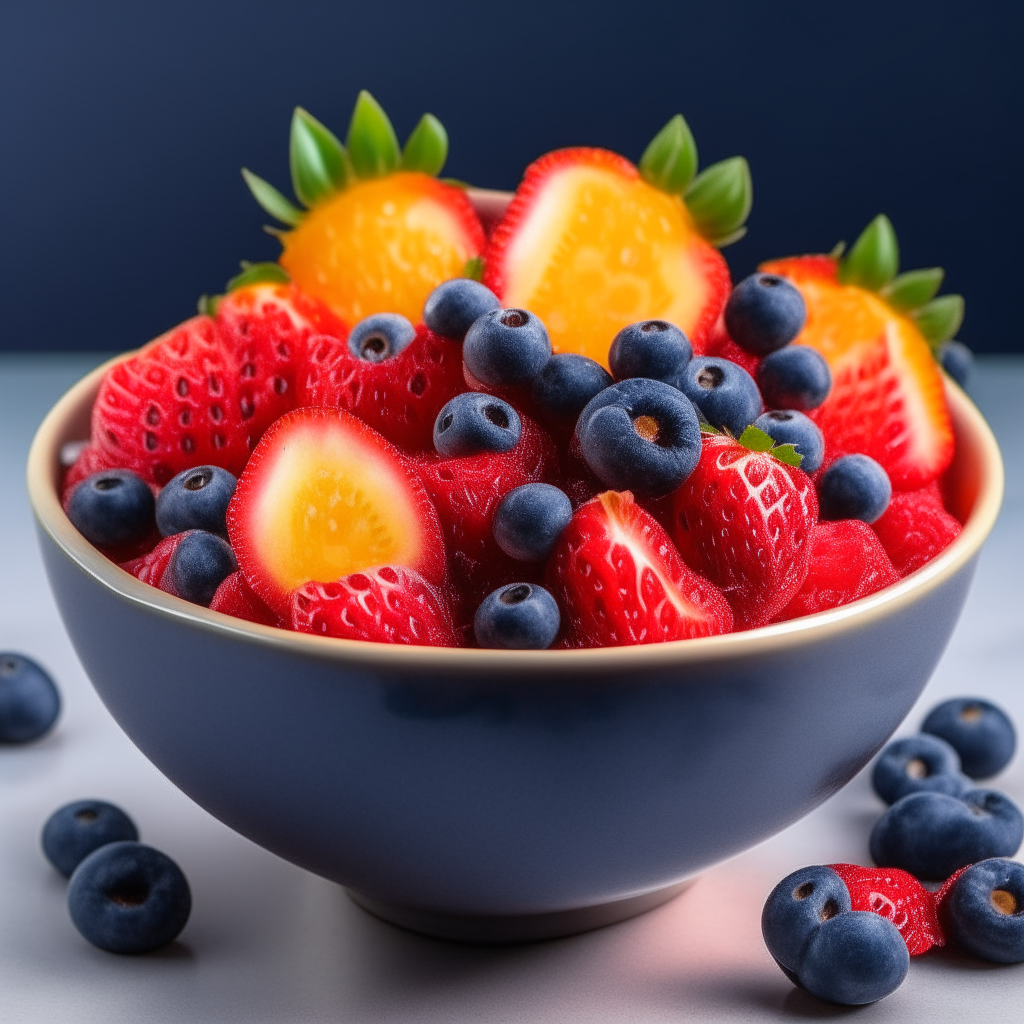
[639,114,698,194]
[684,157,752,244]
[289,107,348,207]
[839,214,899,290]
[401,113,448,176]
[346,90,400,179]
[881,267,944,312]
[463,255,484,281]
[241,168,303,227]
[699,421,721,435]
[770,443,803,469]
[738,424,775,452]
[913,294,965,345]
[226,261,290,292]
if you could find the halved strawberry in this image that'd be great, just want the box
[483,147,732,368]
[227,408,445,616]
[871,482,961,576]
[670,433,818,630]
[209,570,280,627]
[290,566,459,647]
[546,490,732,647]
[298,325,465,453]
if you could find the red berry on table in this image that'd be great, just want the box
[871,482,962,576]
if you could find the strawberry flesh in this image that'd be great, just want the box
[872,483,961,577]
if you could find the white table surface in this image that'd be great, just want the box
[1,353,1021,1024]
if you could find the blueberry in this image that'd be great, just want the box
[67,470,155,548]
[576,378,702,497]
[939,340,973,389]
[921,697,1016,780]
[423,278,500,341]
[761,865,852,974]
[817,454,892,523]
[798,911,909,1005]
[473,583,561,650]
[463,308,552,387]
[869,789,1024,880]
[155,465,237,537]
[754,410,825,473]
[675,356,762,437]
[531,354,612,423]
[756,345,832,411]
[724,273,807,356]
[493,484,573,562]
[871,734,969,805]
[608,320,692,384]
[42,800,139,878]
[0,653,60,743]
[165,531,237,606]
[433,393,521,458]
[347,313,417,363]
[67,841,191,953]
[946,858,1024,964]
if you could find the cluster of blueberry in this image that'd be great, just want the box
[763,697,1022,1006]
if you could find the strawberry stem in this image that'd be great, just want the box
[226,261,290,292]
[289,107,349,207]
[914,294,965,346]
[684,157,752,247]
[839,214,899,290]
[401,114,449,176]
[346,90,400,180]
[881,267,944,313]
[640,114,698,195]
[241,168,304,227]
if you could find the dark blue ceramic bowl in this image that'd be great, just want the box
[28,364,1003,942]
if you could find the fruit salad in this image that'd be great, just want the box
[60,92,969,650]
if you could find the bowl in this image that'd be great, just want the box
[27,361,1003,942]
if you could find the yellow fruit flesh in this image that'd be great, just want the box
[280,172,476,324]
[500,167,711,367]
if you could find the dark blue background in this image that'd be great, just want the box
[1,0,1021,353]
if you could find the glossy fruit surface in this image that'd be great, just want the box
[42,800,139,878]
[921,698,1016,780]
[209,571,279,626]
[0,652,61,743]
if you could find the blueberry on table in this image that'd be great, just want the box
[433,393,522,457]
[473,583,561,650]
[756,345,832,411]
[946,858,1024,964]
[675,356,762,437]
[67,841,191,954]
[0,653,60,743]
[347,313,416,363]
[761,865,852,975]
[753,410,825,473]
[576,378,702,496]
[66,469,155,549]
[608,320,692,385]
[531,354,612,423]
[42,800,139,877]
[817,454,892,523]
[724,272,807,356]
[155,465,237,537]
[423,278,500,342]
[165,531,237,606]
[871,734,968,805]
[463,308,552,387]
[869,789,1024,880]
[493,484,573,562]
[921,697,1016,780]
[939,340,973,389]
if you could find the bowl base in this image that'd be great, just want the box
[347,879,695,944]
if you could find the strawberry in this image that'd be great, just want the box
[120,534,184,591]
[773,520,899,621]
[703,323,761,377]
[670,432,818,629]
[872,483,962,577]
[290,566,458,647]
[243,92,485,326]
[829,863,945,955]
[209,570,279,627]
[227,407,446,616]
[933,864,971,931]
[298,325,465,453]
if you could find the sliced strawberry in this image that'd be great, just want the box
[120,534,184,590]
[670,433,818,630]
[761,255,953,491]
[227,408,445,616]
[483,148,730,368]
[298,325,465,453]
[290,566,459,647]
[209,570,279,627]
[872,483,962,577]
[546,490,732,647]
[829,863,945,955]
[773,520,899,621]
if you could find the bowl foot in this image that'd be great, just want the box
[346,879,695,944]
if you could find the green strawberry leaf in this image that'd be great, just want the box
[829,240,847,260]
[241,168,303,227]
[710,226,747,248]
[684,157,752,247]
[401,113,448,176]
[639,114,699,194]
[839,214,899,290]
[767,443,803,469]
[289,107,348,207]
[196,293,220,317]
[913,294,965,345]
[737,424,803,468]
[699,421,722,434]
[463,255,485,281]
[346,90,400,179]
[226,260,290,292]
[881,267,944,312]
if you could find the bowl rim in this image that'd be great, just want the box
[27,355,1004,677]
